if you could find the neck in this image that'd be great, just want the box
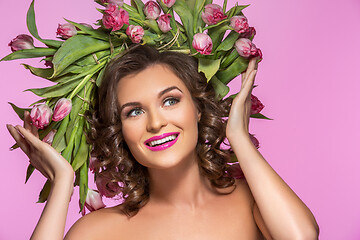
[147,151,214,211]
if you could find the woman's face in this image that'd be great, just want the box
[117,64,201,169]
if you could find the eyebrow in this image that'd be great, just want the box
[119,86,183,113]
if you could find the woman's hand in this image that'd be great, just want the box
[226,57,258,142]
[7,111,74,183]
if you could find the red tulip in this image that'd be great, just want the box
[30,104,52,129]
[192,33,213,55]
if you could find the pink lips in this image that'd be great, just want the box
[144,132,180,151]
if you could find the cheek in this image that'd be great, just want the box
[122,121,142,147]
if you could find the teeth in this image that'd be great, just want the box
[149,134,177,147]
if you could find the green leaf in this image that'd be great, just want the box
[122,3,141,19]
[25,164,35,183]
[0,48,56,61]
[72,133,89,172]
[37,180,51,203]
[144,20,162,35]
[131,0,145,19]
[65,19,109,41]
[173,0,194,48]
[220,49,239,69]
[198,58,221,82]
[25,79,80,98]
[210,76,229,100]
[251,113,273,120]
[8,102,31,120]
[52,35,110,77]
[216,31,239,52]
[52,115,70,152]
[79,160,88,212]
[216,56,249,85]
[193,0,206,31]
[226,4,249,18]
[26,0,63,48]
[96,66,106,87]
[22,64,54,79]
[208,22,230,50]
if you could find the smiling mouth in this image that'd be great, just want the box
[146,134,178,147]
[144,133,180,151]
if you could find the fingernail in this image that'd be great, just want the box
[9,147,15,151]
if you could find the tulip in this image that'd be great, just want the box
[100,0,124,6]
[8,34,35,52]
[234,38,260,58]
[52,98,72,122]
[143,1,161,20]
[42,130,57,145]
[250,94,264,115]
[126,25,145,43]
[201,4,227,25]
[30,104,52,129]
[161,0,176,8]
[102,4,129,31]
[240,26,256,39]
[96,171,122,198]
[56,23,77,39]
[157,14,172,33]
[250,133,260,149]
[226,163,244,179]
[82,189,106,215]
[229,16,249,34]
[192,33,213,55]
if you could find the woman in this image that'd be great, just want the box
[7,44,319,239]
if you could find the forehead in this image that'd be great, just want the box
[116,64,190,102]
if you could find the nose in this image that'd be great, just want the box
[146,107,167,133]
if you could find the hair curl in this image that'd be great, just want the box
[87,44,235,217]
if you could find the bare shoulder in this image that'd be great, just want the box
[233,178,255,206]
[64,206,128,240]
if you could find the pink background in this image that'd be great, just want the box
[1,0,359,239]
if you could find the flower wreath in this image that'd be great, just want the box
[2,0,271,214]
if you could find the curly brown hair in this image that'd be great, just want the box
[87,44,236,217]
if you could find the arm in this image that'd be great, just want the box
[7,112,75,240]
[226,59,319,239]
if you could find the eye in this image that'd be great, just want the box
[127,108,144,117]
[164,97,179,107]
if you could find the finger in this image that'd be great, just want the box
[243,70,257,95]
[14,125,43,150]
[24,111,31,130]
[7,124,30,154]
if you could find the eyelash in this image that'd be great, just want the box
[126,97,180,118]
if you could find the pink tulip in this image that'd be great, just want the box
[102,4,129,31]
[249,133,260,149]
[96,171,122,198]
[157,14,172,33]
[82,189,106,216]
[100,0,124,6]
[234,38,260,58]
[192,33,213,55]
[240,26,256,39]
[126,25,145,43]
[201,4,227,25]
[52,98,72,122]
[250,94,264,115]
[56,23,77,39]
[42,130,57,145]
[229,16,249,34]
[143,1,161,20]
[30,104,52,129]
[8,34,35,52]
[161,0,176,8]
[226,162,245,179]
